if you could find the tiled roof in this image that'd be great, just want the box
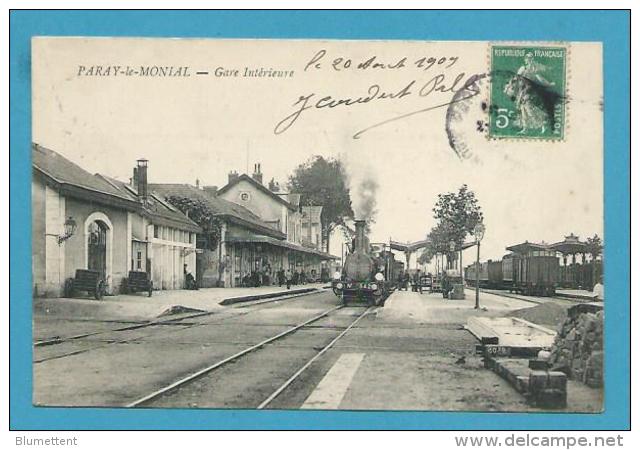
[32,143,135,203]
[217,174,295,210]
[33,144,200,232]
[149,183,285,239]
[99,176,201,233]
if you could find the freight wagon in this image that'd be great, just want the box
[503,243,559,296]
[465,243,561,297]
[464,260,503,288]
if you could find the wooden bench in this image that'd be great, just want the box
[123,271,153,297]
[65,269,106,300]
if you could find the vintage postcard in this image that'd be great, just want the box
[31,37,603,412]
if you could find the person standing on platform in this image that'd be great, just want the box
[278,268,284,287]
[286,269,293,290]
[592,276,604,301]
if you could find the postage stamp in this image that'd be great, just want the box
[489,45,567,140]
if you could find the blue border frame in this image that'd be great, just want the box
[9,10,630,430]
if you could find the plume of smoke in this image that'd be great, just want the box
[337,153,379,233]
[354,177,379,224]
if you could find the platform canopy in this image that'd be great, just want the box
[549,233,587,255]
[457,241,478,251]
[389,239,430,253]
[505,241,550,254]
[225,233,338,259]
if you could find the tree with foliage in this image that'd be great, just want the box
[427,184,484,268]
[585,234,604,288]
[165,195,222,251]
[419,220,456,267]
[288,156,354,252]
[432,184,484,244]
[585,234,603,261]
[417,245,436,266]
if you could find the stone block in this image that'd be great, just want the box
[547,371,567,390]
[529,371,549,393]
[529,359,549,370]
[533,388,567,409]
[516,376,529,393]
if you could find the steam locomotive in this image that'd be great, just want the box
[331,220,399,306]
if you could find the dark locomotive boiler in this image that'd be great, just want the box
[332,220,397,306]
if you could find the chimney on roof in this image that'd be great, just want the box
[203,185,218,196]
[136,158,148,201]
[131,167,138,188]
[252,163,263,185]
[228,170,239,184]
[268,178,280,192]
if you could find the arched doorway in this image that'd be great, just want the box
[87,220,108,279]
[84,212,113,288]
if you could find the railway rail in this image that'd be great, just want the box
[126,305,373,408]
[33,288,324,364]
[465,286,583,306]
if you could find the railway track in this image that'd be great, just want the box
[465,286,583,305]
[126,305,373,409]
[33,288,325,364]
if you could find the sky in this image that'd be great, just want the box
[32,38,604,267]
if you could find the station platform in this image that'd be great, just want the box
[33,283,327,323]
[378,289,536,324]
[556,289,601,301]
[303,289,603,412]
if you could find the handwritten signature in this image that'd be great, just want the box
[273,72,484,138]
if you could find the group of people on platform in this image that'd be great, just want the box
[183,263,331,290]
[397,269,429,292]
[241,267,330,289]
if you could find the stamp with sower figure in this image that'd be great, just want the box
[489,45,567,140]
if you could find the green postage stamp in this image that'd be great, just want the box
[489,45,567,140]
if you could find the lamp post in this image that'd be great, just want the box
[449,241,455,270]
[473,223,486,309]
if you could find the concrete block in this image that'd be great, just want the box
[529,371,549,393]
[529,359,549,370]
[547,371,567,390]
[515,376,529,393]
[533,388,567,409]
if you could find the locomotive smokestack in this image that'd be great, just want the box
[354,220,367,253]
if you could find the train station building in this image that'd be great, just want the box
[151,164,337,288]
[32,144,201,297]
[32,144,336,295]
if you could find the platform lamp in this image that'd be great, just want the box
[449,241,456,270]
[55,216,77,245]
[473,222,486,309]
